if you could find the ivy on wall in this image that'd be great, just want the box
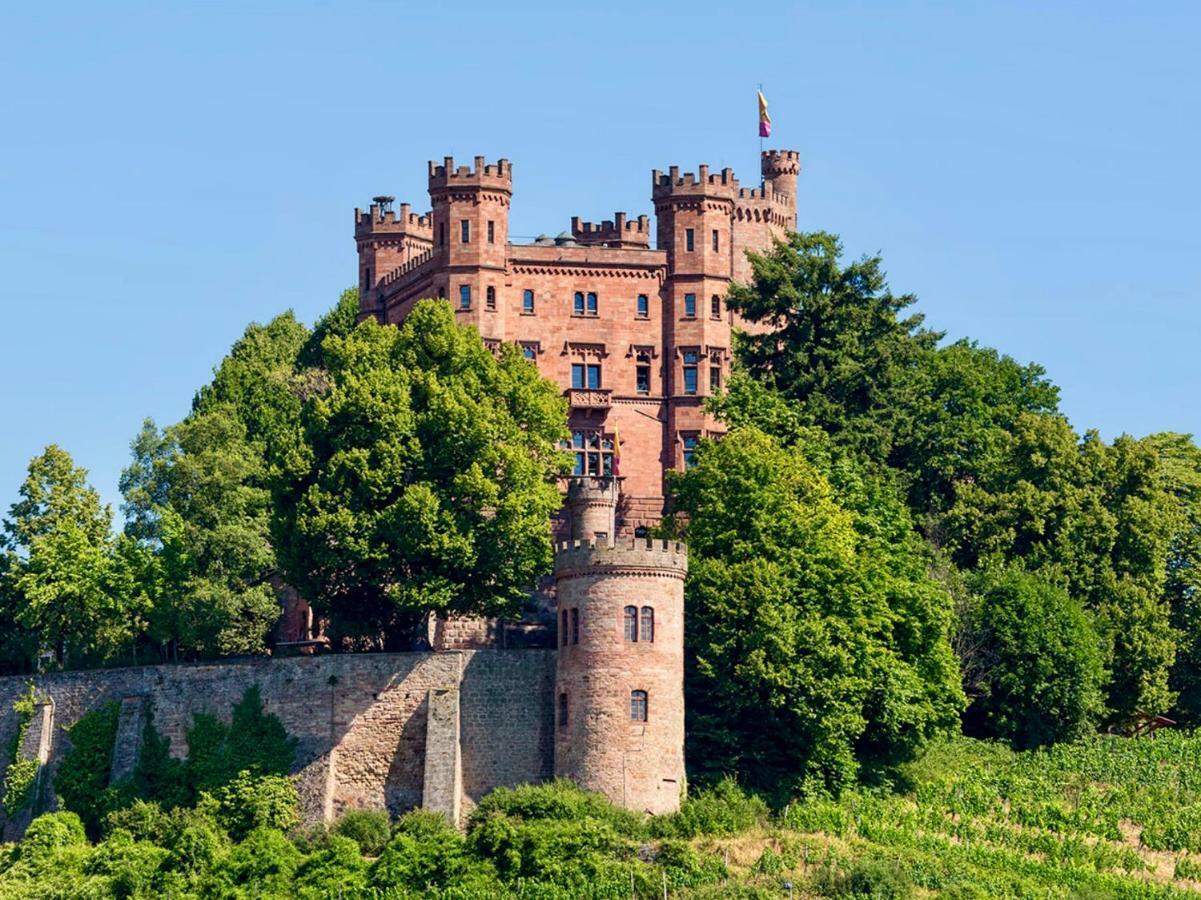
[2,685,39,815]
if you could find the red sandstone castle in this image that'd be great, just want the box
[355,149,801,535]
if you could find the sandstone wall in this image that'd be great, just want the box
[0,650,554,840]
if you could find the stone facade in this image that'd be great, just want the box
[0,650,554,840]
[355,149,801,537]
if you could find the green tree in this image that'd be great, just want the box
[1,446,142,668]
[664,426,962,797]
[726,232,940,465]
[272,299,569,643]
[970,567,1104,748]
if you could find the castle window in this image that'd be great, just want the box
[363,267,371,291]
[571,608,580,645]
[520,342,538,361]
[460,219,470,243]
[459,285,471,309]
[487,220,495,244]
[683,294,696,318]
[559,693,569,729]
[630,690,648,722]
[640,607,654,643]
[574,291,584,315]
[587,292,598,316]
[682,350,699,395]
[571,363,601,391]
[711,295,721,319]
[636,294,649,319]
[712,229,720,252]
[486,286,496,310]
[438,286,446,298]
[438,223,445,246]
[682,433,700,469]
[710,361,722,394]
[636,363,651,395]
[523,289,535,314]
[624,606,638,642]
[569,429,613,476]
[685,228,695,252]
[560,609,568,646]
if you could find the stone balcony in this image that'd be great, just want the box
[564,388,612,410]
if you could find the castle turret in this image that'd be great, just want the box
[553,481,687,814]
[428,156,512,328]
[354,198,434,321]
[760,149,801,224]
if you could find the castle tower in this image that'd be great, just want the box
[427,156,512,330]
[760,149,801,212]
[354,198,434,321]
[553,478,688,814]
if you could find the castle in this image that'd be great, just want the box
[355,150,800,533]
[0,150,799,838]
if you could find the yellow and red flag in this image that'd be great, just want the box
[758,90,771,138]
[611,424,621,477]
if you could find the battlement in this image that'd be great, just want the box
[380,247,437,288]
[570,212,651,248]
[651,164,743,201]
[761,149,801,176]
[355,201,434,238]
[428,155,513,192]
[552,538,688,579]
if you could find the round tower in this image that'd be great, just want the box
[553,482,688,815]
[760,149,801,209]
[565,476,618,542]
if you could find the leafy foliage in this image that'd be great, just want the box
[271,299,570,641]
[1,687,38,816]
[54,701,122,836]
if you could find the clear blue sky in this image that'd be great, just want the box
[1,1,1197,517]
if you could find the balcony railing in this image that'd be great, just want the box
[564,388,613,410]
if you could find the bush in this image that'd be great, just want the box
[469,779,647,838]
[813,856,913,898]
[1,687,38,816]
[215,827,303,893]
[198,771,298,841]
[295,834,368,898]
[370,810,468,891]
[20,812,87,858]
[333,808,391,856]
[84,828,170,896]
[652,777,768,838]
[185,686,295,796]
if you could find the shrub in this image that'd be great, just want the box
[102,799,167,841]
[813,856,913,899]
[84,828,170,896]
[198,771,299,841]
[333,808,391,856]
[1,687,38,816]
[469,780,647,838]
[215,827,303,893]
[185,686,295,796]
[369,809,468,891]
[652,777,768,838]
[294,834,368,898]
[19,812,87,858]
[754,846,783,875]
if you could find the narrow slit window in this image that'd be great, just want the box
[684,293,696,318]
[523,289,535,313]
[460,219,470,243]
[624,606,638,642]
[711,295,721,319]
[636,294,649,318]
[630,690,648,722]
[571,608,580,645]
[559,692,569,729]
[683,350,699,395]
[459,284,471,309]
[685,228,694,252]
[712,229,719,252]
[640,607,654,643]
[574,292,585,315]
[560,610,568,646]
[586,292,598,316]
[487,220,495,244]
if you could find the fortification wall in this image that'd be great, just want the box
[0,650,554,840]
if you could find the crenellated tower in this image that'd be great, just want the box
[552,477,687,814]
[354,198,434,322]
[427,156,512,330]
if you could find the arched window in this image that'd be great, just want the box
[624,606,638,642]
[630,690,648,722]
[486,286,496,309]
[558,692,569,729]
[560,609,568,646]
[640,607,654,643]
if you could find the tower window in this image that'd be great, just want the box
[630,690,648,722]
[710,361,722,393]
[712,229,719,252]
[711,295,721,319]
[560,609,568,646]
[640,607,654,643]
[683,350,699,395]
[574,292,584,315]
[636,294,649,318]
[682,433,700,469]
[459,285,471,309]
[559,692,569,729]
[571,608,580,645]
[521,344,537,361]
[486,286,496,310]
[624,606,638,642]
[523,289,535,313]
[487,220,495,244]
[685,228,695,252]
[363,267,371,291]
[461,219,470,243]
[684,294,696,318]
[587,292,598,316]
[438,285,446,299]
[438,223,445,246]
[571,363,601,390]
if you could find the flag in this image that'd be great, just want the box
[611,424,621,477]
[758,90,771,138]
